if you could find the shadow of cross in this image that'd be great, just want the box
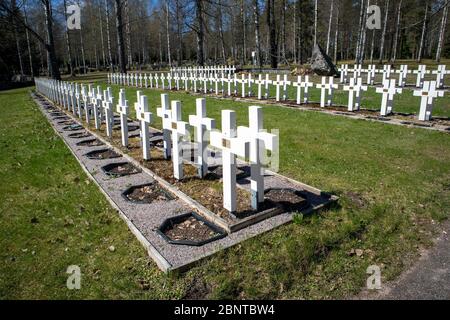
[413,81,445,121]
[210,110,248,214]
[189,98,216,178]
[238,106,278,211]
[156,94,172,160]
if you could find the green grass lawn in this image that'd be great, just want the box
[1,86,449,299]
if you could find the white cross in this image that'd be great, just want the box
[161,73,166,89]
[382,65,392,83]
[224,74,233,97]
[233,74,239,95]
[301,76,313,103]
[344,77,368,111]
[136,94,154,160]
[102,87,114,137]
[149,73,154,88]
[240,74,247,98]
[353,64,363,79]
[316,77,338,107]
[116,88,129,147]
[264,74,272,99]
[413,81,445,121]
[210,110,248,213]
[156,94,172,159]
[237,106,278,210]
[134,73,139,87]
[376,79,403,116]
[272,75,284,102]
[396,65,410,87]
[367,65,376,85]
[174,73,180,90]
[167,73,173,90]
[340,64,349,84]
[254,74,264,100]
[189,98,216,178]
[413,65,429,88]
[168,101,190,180]
[139,73,143,87]
[154,73,160,89]
[90,86,101,129]
[81,84,91,124]
[281,75,291,101]
[432,65,448,89]
[75,83,83,118]
[144,73,148,88]
[247,74,255,97]
[183,73,189,90]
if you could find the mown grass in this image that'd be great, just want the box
[1,85,449,299]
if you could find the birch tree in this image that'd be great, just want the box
[436,0,448,62]
[417,1,429,62]
[326,0,334,55]
[378,0,390,63]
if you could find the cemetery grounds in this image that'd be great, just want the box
[1,63,450,299]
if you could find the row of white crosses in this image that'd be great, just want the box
[170,65,236,77]
[338,64,449,88]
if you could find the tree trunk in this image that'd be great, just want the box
[267,0,277,68]
[355,0,366,63]
[63,0,74,75]
[417,1,429,62]
[43,0,60,79]
[105,0,114,71]
[241,0,246,64]
[326,0,334,55]
[114,0,127,73]
[281,0,286,61]
[12,0,24,75]
[79,28,87,74]
[125,0,132,68]
[166,1,172,67]
[379,0,390,63]
[391,0,402,62]
[99,5,106,68]
[436,1,449,62]
[195,0,205,66]
[23,5,34,77]
[314,0,318,47]
[218,0,226,61]
[254,0,262,68]
[175,0,183,66]
[334,3,339,63]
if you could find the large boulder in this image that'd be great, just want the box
[311,44,339,76]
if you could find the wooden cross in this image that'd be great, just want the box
[240,74,247,98]
[382,65,392,83]
[224,74,233,97]
[254,74,264,100]
[116,88,129,147]
[413,65,429,88]
[432,65,448,89]
[210,110,248,213]
[272,75,284,102]
[293,76,303,105]
[154,73,160,89]
[376,79,403,116]
[281,75,291,101]
[396,65,410,87]
[247,73,255,97]
[353,64,363,79]
[237,106,278,211]
[233,74,239,95]
[90,86,101,129]
[413,81,445,121]
[167,73,173,90]
[168,101,190,180]
[174,73,180,90]
[136,94,154,160]
[301,76,313,104]
[264,74,271,99]
[344,77,368,111]
[188,98,216,178]
[161,73,166,90]
[156,93,172,159]
[102,88,114,137]
[340,64,349,84]
[367,65,376,85]
[81,84,91,124]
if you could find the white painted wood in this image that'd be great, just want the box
[413,81,445,121]
[156,93,172,159]
[136,94,153,159]
[189,98,216,177]
[168,101,190,180]
[376,79,403,116]
[116,88,129,147]
[102,87,114,138]
[301,76,313,104]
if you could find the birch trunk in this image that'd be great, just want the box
[166,1,172,67]
[326,0,334,55]
[114,0,127,73]
[105,0,114,71]
[417,1,428,62]
[391,0,402,62]
[23,5,33,77]
[125,0,132,68]
[379,0,390,63]
[436,1,448,62]
[355,0,365,63]
[314,0,318,47]
[99,5,106,68]
[254,0,262,68]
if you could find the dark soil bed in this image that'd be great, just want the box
[124,183,173,203]
[63,125,84,131]
[86,149,121,160]
[104,162,141,177]
[68,132,91,139]
[163,216,222,243]
[76,139,104,147]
